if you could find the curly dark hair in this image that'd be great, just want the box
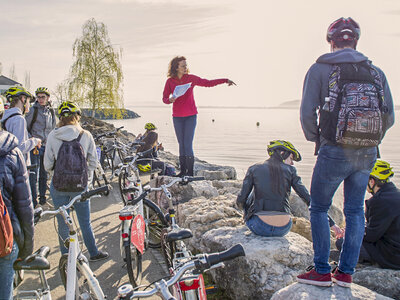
[167,56,187,78]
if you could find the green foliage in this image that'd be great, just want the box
[68,18,123,118]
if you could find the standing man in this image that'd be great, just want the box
[297,18,394,287]
[26,87,56,207]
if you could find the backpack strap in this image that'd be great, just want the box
[28,106,39,133]
[76,131,84,142]
[1,112,22,131]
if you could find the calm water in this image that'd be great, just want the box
[109,106,400,189]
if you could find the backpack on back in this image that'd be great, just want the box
[52,131,89,192]
[0,189,13,257]
[319,61,387,147]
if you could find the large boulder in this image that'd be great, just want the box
[353,266,400,299]
[148,176,219,210]
[211,179,242,196]
[271,282,393,300]
[194,159,237,180]
[200,226,314,300]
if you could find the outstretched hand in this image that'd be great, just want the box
[227,79,236,86]
[331,224,344,239]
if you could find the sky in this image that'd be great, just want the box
[1,0,400,109]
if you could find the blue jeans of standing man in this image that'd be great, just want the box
[50,183,99,257]
[29,146,48,206]
[310,145,376,275]
[173,115,197,156]
[0,242,18,300]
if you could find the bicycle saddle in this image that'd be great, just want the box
[14,246,51,271]
[165,228,193,243]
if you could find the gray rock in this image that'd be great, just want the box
[194,159,237,180]
[148,176,218,210]
[271,282,393,300]
[200,226,314,300]
[196,169,228,181]
[212,179,242,196]
[353,266,400,299]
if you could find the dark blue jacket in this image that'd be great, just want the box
[363,182,400,269]
[0,131,34,259]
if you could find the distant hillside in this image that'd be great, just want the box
[81,108,140,120]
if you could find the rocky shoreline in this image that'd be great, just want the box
[82,116,400,300]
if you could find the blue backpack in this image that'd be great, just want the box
[52,131,88,192]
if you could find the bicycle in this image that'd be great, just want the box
[33,185,110,300]
[116,244,246,300]
[118,164,168,288]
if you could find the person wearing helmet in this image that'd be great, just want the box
[25,87,57,207]
[237,140,341,238]
[135,122,167,175]
[335,160,400,270]
[163,56,236,177]
[298,18,395,287]
[44,101,109,261]
[1,86,42,166]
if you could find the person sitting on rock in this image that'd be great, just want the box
[135,122,167,175]
[237,140,342,237]
[335,160,400,270]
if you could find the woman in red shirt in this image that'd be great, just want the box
[162,56,235,176]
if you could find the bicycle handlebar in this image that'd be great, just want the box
[94,126,124,141]
[117,244,245,299]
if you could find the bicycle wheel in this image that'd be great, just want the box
[59,254,99,299]
[161,228,176,269]
[102,152,114,178]
[118,167,138,205]
[92,166,110,196]
[124,240,143,287]
[143,199,168,248]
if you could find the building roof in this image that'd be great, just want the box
[0,75,21,86]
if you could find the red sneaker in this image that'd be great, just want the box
[297,266,332,287]
[332,268,352,288]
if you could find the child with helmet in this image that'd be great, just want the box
[236,140,341,238]
[1,86,42,165]
[335,160,400,270]
[44,101,109,261]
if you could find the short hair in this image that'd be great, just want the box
[332,39,357,49]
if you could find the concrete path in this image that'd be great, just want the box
[13,183,168,299]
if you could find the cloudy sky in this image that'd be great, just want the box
[1,0,400,109]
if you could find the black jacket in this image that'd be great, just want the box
[0,131,34,259]
[363,182,400,269]
[236,160,311,221]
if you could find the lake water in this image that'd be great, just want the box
[108,106,400,193]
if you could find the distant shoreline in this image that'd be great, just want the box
[81,108,141,120]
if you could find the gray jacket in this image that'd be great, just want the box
[25,101,57,145]
[300,48,395,148]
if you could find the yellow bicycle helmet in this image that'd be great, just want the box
[144,123,157,130]
[137,163,151,172]
[267,140,302,162]
[370,160,394,182]
[58,101,81,117]
[35,87,50,96]
[3,86,33,102]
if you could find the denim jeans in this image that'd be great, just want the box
[50,183,99,257]
[310,145,376,274]
[29,146,48,206]
[173,115,197,156]
[0,242,18,300]
[246,215,292,237]
[335,237,372,263]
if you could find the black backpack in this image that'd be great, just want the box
[52,131,88,192]
[319,61,387,147]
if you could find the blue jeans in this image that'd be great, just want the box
[310,145,376,275]
[173,115,197,156]
[0,242,18,300]
[29,146,48,206]
[50,183,99,257]
[246,215,292,237]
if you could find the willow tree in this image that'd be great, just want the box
[69,18,123,118]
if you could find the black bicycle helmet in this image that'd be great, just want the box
[327,17,360,43]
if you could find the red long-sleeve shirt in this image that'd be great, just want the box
[162,74,228,117]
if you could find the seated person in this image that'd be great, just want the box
[336,160,400,269]
[136,122,166,175]
[237,140,341,237]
